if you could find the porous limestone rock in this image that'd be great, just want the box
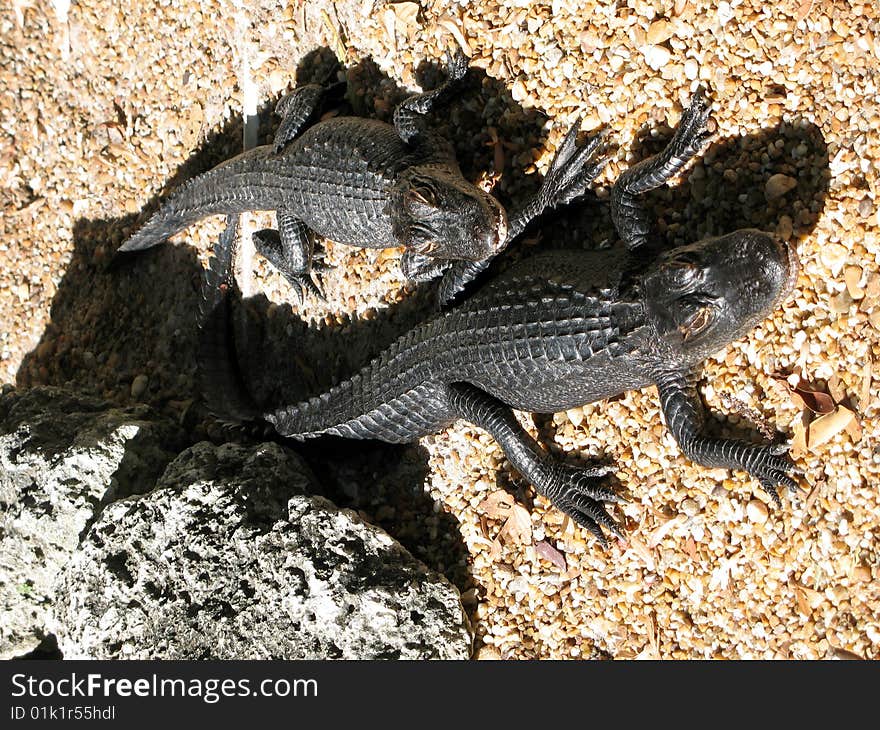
[54,440,472,659]
[0,386,184,658]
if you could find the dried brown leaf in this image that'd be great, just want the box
[647,514,685,548]
[502,503,533,545]
[438,16,472,56]
[806,405,855,450]
[479,515,491,539]
[627,535,656,571]
[382,8,397,49]
[795,581,825,609]
[796,0,814,23]
[830,646,865,660]
[478,490,516,519]
[489,538,502,561]
[535,540,567,570]
[845,415,863,442]
[684,535,697,561]
[804,478,824,513]
[826,375,841,404]
[390,1,419,28]
[791,417,808,455]
[794,583,811,616]
[320,9,347,62]
[770,374,835,413]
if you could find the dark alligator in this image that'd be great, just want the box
[117,46,606,300]
[198,89,803,544]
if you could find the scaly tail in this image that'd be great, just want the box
[117,206,206,252]
[196,215,261,424]
[117,146,276,253]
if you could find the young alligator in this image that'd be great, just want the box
[198,90,803,544]
[118,46,606,300]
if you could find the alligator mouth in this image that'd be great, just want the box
[775,238,801,306]
[470,201,508,261]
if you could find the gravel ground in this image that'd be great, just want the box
[1,0,878,659]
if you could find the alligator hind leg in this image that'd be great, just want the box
[611,88,714,250]
[252,213,327,302]
[447,382,624,546]
[273,76,348,153]
[393,44,469,146]
[506,122,609,241]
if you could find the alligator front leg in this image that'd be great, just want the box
[436,122,608,307]
[611,88,714,250]
[252,212,327,302]
[393,44,469,146]
[654,368,801,506]
[400,250,451,283]
[447,382,624,546]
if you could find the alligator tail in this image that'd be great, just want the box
[117,146,275,253]
[196,216,262,424]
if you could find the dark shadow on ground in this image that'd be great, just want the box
[15,46,575,625]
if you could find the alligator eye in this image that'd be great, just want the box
[680,306,713,341]
[666,261,699,291]
[406,185,438,209]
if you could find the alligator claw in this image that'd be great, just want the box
[286,270,327,304]
[671,86,714,160]
[550,463,624,545]
[444,43,470,83]
[310,258,336,277]
[746,443,802,504]
[549,115,583,172]
[542,124,610,208]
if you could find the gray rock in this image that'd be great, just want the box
[55,441,472,659]
[0,386,185,659]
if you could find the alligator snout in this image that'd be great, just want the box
[780,238,801,296]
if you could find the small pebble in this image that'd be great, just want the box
[642,44,671,70]
[681,498,700,516]
[820,242,849,277]
[566,408,584,427]
[646,19,673,45]
[130,374,149,400]
[764,174,798,200]
[746,499,769,524]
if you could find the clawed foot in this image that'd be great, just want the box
[286,270,327,304]
[668,87,714,162]
[746,442,803,507]
[251,228,330,304]
[400,250,452,283]
[443,43,470,84]
[548,463,626,548]
[541,120,610,208]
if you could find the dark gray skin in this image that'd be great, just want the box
[199,89,803,545]
[118,47,606,301]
